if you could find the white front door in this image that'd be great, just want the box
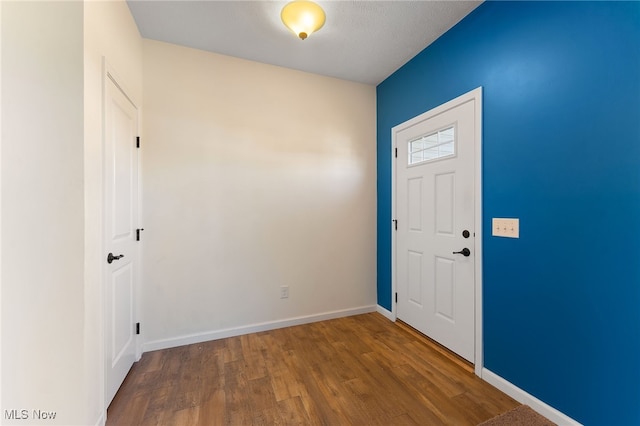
[104,72,139,405]
[394,89,480,363]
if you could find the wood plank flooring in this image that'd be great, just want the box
[107,313,518,425]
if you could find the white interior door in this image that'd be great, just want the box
[104,72,139,405]
[395,91,479,363]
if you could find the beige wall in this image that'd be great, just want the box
[0,0,3,414]
[0,1,142,424]
[142,39,377,349]
[1,2,85,424]
[1,4,375,421]
[84,0,142,423]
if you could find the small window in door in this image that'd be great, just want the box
[408,125,455,165]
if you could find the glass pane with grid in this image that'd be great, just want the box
[408,126,456,165]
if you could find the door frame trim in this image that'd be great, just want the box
[391,87,483,376]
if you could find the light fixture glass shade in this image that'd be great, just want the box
[281,0,326,40]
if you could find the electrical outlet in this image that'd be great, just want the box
[280,285,289,299]
[492,218,519,238]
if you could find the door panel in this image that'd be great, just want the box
[408,250,423,307]
[105,73,138,405]
[408,177,423,231]
[396,95,477,363]
[434,256,455,321]
[435,172,454,235]
[112,101,134,238]
[111,263,134,365]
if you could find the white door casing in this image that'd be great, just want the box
[393,88,482,368]
[104,70,139,405]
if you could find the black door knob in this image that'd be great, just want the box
[452,248,471,257]
[107,253,125,264]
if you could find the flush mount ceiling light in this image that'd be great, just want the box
[281,0,326,40]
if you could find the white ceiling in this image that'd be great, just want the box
[126,1,482,86]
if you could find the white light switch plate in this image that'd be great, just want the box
[492,218,519,238]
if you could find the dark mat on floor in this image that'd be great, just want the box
[478,405,557,426]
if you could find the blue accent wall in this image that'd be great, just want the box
[376,2,640,424]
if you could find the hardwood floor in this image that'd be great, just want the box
[107,313,518,425]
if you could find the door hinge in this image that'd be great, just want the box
[136,136,140,148]
[393,219,397,231]
[395,293,398,303]
[136,228,144,241]
[136,322,140,335]
[395,147,398,158]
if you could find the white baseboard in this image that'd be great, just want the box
[94,411,105,426]
[481,368,581,426]
[142,305,377,353]
[376,304,395,321]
